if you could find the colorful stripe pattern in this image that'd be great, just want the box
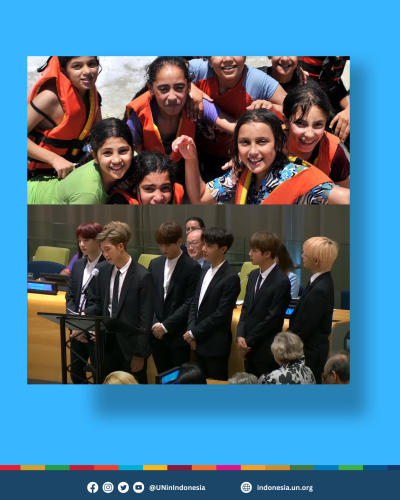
[0,465,399,470]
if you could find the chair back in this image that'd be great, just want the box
[35,246,70,266]
[237,262,259,301]
[341,290,350,310]
[138,254,160,269]
[28,261,66,280]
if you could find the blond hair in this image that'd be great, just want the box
[103,371,138,385]
[303,237,339,271]
[271,332,304,364]
[96,221,131,250]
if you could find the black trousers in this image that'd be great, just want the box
[196,353,229,381]
[152,340,191,375]
[245,358,279,379]
[70,334,96,384]
[105,333,148,384]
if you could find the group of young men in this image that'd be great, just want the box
[67,219,339,384]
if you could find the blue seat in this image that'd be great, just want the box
[299,284,305,297]
[341,290,350,310]
[28,261,66,280]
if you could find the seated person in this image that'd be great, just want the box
[284,85,350,188]
[176,363,207,384]
[322,351,350,384]
[60,249,81,276]
[275,243,299,298]
[187,228,209,269]
[174,109,349,205]
[28,118,134,204]
[186,216,205,235]
[108,151,183,205]
[258,331,316,384]
[228,372,258,384]
[103,371,139,384]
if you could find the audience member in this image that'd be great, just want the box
[187,229,209,270]
[103,371,139,384]
[176,363,207,384]
[259,332,316,384]
[275,243,299,298]
[228,372,258,384]
[322,351,350,384]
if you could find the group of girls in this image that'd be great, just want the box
[27,56,350,205]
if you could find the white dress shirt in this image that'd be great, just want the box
[310,271,326,284]
[108,257,132,317]
[79,253,101,311]
[254,262,276,295]
[163,252,182,299]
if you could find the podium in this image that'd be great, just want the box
[37,313,142,384]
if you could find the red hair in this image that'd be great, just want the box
[76,222,103,240]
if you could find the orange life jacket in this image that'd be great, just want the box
[28,56,99,171]
[125,92,196,162]
[310,131,341,176]
[108,183,184,205]
[235,159,332,205]
[301,56,349,83]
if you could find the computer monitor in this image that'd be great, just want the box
[155,367,180,385]
[285,298,300,318]
[40,273,70,291]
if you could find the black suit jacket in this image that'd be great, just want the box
[65,255,106,313]
[188,261,240,357]
[237,265,291,363]
[148,253,201,347]
[289,272,334,373]
[84,259,154,361]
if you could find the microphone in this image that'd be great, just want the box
[240,274,250,286]
[81,268,99,295]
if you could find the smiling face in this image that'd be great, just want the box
[209,56,246,89]
[187,229,204,260]
[149,64,188,118]
[238,121,276,176]
[287,105,327,155]
[137,171,173,205]
[78,238,98,257]
[92,137,132,191]
[269,56,299,80]
[63,57,99,94]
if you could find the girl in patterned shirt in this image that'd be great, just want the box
[172,109,350,205]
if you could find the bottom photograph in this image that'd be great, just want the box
[27,205,350,386]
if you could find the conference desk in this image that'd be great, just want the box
[28,293,350,384]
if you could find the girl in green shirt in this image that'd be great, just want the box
[28,118,134,204]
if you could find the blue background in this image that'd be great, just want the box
[2,1,398,466]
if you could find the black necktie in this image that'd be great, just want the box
[254,273,262,298]
[111,270,121,318]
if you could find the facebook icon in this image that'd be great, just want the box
[87,482,99,493]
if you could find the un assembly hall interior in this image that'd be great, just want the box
[27,205,350,385]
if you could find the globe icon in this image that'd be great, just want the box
[241,482,252,493]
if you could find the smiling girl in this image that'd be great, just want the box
[108,151,183,205]
[125,57,235,174]
[28,118,134,204]
[284,86,350,188]
[28,56,102,179]
[175,109,349,205]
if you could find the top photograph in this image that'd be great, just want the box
[27,56,350,206]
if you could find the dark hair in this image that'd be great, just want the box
[326,351,350,382]
[186,217,205,229]
[283,85,331,124]
[276,243,295,273]
[203,227,234,253]
[249,232,281,259]
[76,222,103,240]
[37,56,101,73]
[176,364,207,384]
[130,56,193,101]
[232,109,289,178]
[75,118,134,169]
[155,222,183,245]
[126,150,178,195]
